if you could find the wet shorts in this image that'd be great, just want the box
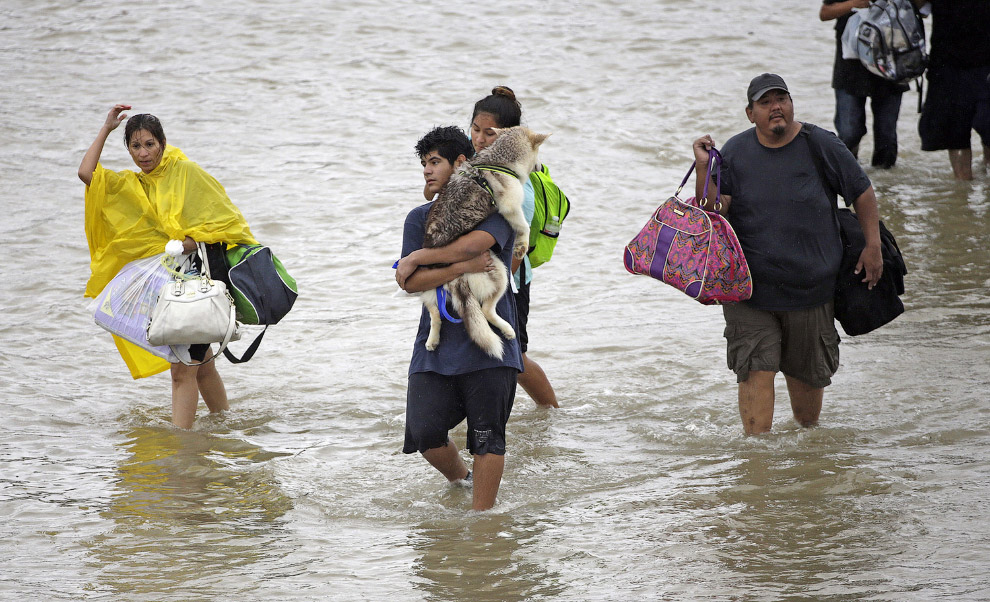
[403,367,517,456]
[722,301,840,389]
[513,278,531,354]
[919,64,990,151]
[189,344,210,362]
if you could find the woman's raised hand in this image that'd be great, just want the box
[79,104,132,185]
[103,104,132,132]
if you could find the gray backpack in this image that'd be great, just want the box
[856,0,927,82]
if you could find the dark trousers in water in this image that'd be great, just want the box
[834,88,903,169]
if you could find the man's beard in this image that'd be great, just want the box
[771,124,786,136]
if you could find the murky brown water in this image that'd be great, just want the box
[2,0,989,600]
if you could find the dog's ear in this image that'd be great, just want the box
[529,131,551,147]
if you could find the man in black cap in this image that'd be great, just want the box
[691,73,883,435]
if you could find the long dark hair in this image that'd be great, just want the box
[124,114,166,147]
[472,86,522,128]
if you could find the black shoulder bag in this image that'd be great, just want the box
[800,123,907,336]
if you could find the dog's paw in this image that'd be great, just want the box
[513,244,528,260]
[503,329,516,340]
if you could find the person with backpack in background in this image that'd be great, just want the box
[820,0,910,169]
[916,0,990,180]
[469,86,570,409]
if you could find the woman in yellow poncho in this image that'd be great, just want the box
[79,104,258,429]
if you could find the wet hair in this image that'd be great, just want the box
[124,114,166,147]
[471,85,522,128]
[415,125,474,164]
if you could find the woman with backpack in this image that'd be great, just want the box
[469,86,567,409]
[78,104,258,429]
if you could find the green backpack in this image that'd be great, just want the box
[527,165,570,268]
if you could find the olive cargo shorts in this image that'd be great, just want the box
[722,301,840,389]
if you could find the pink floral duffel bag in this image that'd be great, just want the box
[623,148,752,305]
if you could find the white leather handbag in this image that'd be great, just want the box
[147,244,237,365]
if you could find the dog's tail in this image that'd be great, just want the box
[453,286,504,359]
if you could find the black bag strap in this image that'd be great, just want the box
[201,241,231,287]
[800,122,839,208]
[223,326,267,364]
[803,123,907,284]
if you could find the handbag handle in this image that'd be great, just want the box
[674,147,723,212]
[197,242,213,280]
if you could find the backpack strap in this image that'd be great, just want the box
[799,122,849,252]
[799,122,838,208]
[528,171,548,256]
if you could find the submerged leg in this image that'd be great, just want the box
[197,349,229,414]
[471,452,504,511]
[949,149,973,180]
[422,438,470,482]
[738,370,776,435]
[517,353,558,408]
[784,375,824,428]
[171,363,200,429]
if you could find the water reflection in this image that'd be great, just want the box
[879,176,990,304]
[409,513,565,602]
[707,443,898,598]
[85,425,294,599]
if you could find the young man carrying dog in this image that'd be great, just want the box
[395,126,522,510]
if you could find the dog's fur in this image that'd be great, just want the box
[421,126,549,358]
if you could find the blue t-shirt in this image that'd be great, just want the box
[401,202,523,376]
[512,176,536,289]
[720,124,871,311]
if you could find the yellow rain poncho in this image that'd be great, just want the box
[84,146,258,379]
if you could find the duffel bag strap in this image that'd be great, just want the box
[223,326,268,364]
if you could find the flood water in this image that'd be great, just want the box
[2,0,989,600]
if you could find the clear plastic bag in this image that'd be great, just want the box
[88,254,188,362]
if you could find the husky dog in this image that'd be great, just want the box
[421,126,549,358]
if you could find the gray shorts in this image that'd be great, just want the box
[722,301,840,389]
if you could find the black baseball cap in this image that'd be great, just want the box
[747,73,789,102]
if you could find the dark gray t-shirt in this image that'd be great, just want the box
[401,202,523,376]
[720,124,871,311]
